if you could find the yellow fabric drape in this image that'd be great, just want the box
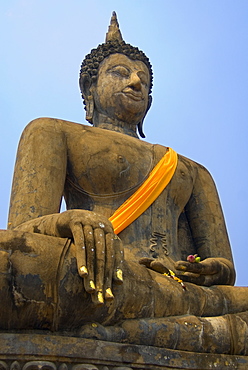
[109,147,178,234]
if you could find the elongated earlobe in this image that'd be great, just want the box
[79,73,95,124]
[85,95,94,123]
[138,120,145,138]
[138,95,152,138]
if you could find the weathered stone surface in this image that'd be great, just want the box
[0,334,248,369]
[1,11,248,367]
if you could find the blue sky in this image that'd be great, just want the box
[1,0,248,285]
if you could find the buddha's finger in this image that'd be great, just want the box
[139,257,154,268]
[71,222,87,278]
[104,233,115,301]
[83,224,96,293]
[92,227,105,305]
[175,261,204,274]
[199,259,222,275]
[150,260,170,274]
[113,235,124,284]
[176,260,218,275]
[177,273,205,285]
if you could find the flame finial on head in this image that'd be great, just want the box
[105,11,123,43]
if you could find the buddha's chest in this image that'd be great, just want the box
[66,130,154,195]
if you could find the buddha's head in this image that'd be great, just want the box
[79,12,153,138]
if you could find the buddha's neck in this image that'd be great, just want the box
[92,113,139,139]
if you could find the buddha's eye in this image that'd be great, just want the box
[108,66,130,78]
[138,72,149,87]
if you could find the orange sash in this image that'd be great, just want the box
[109,148,178,234]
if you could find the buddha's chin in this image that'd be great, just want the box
[114,113,143,127]
[96,93,147,124]
[113,99,146,123]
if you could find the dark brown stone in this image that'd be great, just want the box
[1,11,248,368]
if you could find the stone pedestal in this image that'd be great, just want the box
[0,333,248,370]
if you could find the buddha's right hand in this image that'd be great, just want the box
[14,210,124,305]
[56,210,124,305]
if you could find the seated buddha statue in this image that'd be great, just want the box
[1,12,248,355]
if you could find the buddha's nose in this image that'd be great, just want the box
[128,72,142,90]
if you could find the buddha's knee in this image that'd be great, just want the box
[0,230,72,329]
[0,249,14,329]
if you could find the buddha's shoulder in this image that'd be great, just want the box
[153,143,212,179]
[22,118,146,142]
[177,152,214,181]
[23,117,91,135]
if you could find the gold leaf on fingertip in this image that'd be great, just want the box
[97,290,104,304]
[89,280,96,291]
[116,268,123,281]
[79,265,88,276]
[105,287,114,300]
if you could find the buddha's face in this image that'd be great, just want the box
[91,53,150,125]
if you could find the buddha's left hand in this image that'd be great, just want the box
[139,257,235,286]
[175,257,235,286]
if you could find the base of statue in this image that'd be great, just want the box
[0,333,247,370]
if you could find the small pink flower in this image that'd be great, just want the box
[187,254,201,263]
[187,255,195,263]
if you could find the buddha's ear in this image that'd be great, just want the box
[79,73,94,124]
[138,95,152,138]
[79,73,92,98]
[147,95,152,113]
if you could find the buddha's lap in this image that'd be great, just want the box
[0,229,248,330]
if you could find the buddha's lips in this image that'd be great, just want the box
[122,89,143,101]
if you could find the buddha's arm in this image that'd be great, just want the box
[7,118,122,304]
[8,118,67,229]
[175,163,236,286]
